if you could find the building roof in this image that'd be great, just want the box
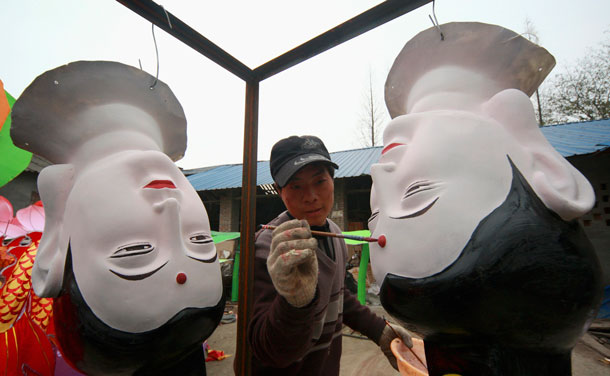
[186,146,383,191]
[25,154,53,173]
[540,118,610,157]
[188,118,610,192]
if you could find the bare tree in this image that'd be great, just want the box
[357,69,386,147]
[523,18,545,126]
[522,18,540,44]
[537,33,610,124]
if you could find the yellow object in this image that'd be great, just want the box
[0,240,50,333]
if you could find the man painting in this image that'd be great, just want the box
[246,135,412,375]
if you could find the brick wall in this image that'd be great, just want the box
[570,153,610,285]
[330,179,346,229]
[218,192,235,232]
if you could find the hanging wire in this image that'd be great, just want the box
[150,23,160,90]
[149,5,173,89]
[161,4,172,29]
[428,0,444,41]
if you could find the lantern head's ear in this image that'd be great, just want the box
[482,89,594,221]
[32,164,74,297]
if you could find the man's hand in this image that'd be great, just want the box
[379,322,413,371]
[267,219,318,308]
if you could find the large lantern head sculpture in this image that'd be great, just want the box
[11,61,224,375]
[369,22,603,375]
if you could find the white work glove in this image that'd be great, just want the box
[379,322,413,371]
[267,219,318,308]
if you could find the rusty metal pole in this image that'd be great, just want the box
[235,79,259,376]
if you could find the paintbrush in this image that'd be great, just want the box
[385,319,427,371]
[258,224,386,246]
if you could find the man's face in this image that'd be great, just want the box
[369,111,520,280]
[279,163,334,227]
[64,150,222,333]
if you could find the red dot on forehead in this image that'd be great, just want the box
[176,272,187,284]
[378,235,387,248]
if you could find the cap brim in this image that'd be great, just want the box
[275,154,338,187]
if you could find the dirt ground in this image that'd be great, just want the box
[205,301,610,375]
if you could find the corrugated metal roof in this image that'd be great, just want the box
[331,147,382,178]
[187,148,382,191]
[540,118,610,157]
[187,119,610,191]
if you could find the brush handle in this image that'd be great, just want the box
[258,224,379,243]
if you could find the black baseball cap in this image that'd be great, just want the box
[270,135,339,187]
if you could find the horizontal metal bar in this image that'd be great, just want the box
[253,0,433,81]
[117,0,254,82]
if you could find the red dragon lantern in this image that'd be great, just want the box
[1,197,55,376]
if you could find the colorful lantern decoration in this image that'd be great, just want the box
[1,197,55,376]
[0,80,32,188]
[0,80,9,132]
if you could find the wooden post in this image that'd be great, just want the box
[235,79,259,376]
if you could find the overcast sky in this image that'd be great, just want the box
[2,0,609,169]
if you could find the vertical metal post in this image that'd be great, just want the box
[235,79,259,376]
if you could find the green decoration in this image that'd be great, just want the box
[357,243,370,305]
[232,245,240,302]
[213,229,372,303]
[211,230,240,244]
[0,90,32,188]
[338,230,372,305]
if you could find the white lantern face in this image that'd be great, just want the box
[65,149,222,332]
[369,111,516,280]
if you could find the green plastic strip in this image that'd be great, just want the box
[232,244,240,302]
[211,230,240,244]
[217,229,372,303]
[357,243,370,305]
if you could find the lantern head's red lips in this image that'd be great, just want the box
[382,142,404,155]
[144,180,176,189]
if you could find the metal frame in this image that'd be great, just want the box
[116,1,432,373]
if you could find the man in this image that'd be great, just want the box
[246,135,412,375]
